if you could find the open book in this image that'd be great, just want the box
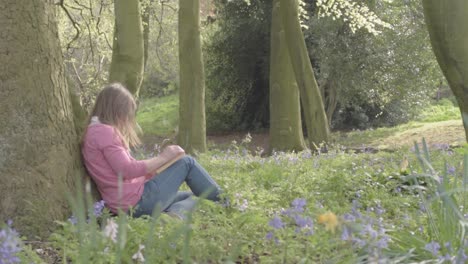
[151,151,185,175]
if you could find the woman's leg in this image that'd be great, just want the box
[133,156,222,217]
[164,191,197,219]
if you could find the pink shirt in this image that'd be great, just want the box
[82,123,148,213]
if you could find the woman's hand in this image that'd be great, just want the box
[159,145,185,162]
[144,145,185,175]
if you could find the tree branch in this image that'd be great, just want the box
[59,0,81,50]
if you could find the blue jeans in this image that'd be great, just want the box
[132,156,222,218]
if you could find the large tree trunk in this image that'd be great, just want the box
[280,0,330,148]
[269,0,306,153]
[109,0,145,96]
[0,0,83,237]
[177,0,207,154]
[141,0,151,70]
[422,0,468,141]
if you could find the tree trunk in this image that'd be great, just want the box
[422,0,468,141]
[177,0,207,154]
[321,79,338,128]
[109,0,145,96]
[141,0,151,70]
[280,0,330,148]
[269,0,306,153]
[0,0,83,237]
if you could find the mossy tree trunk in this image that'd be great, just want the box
[177,0,207,154]
[141,0,151,70]
[422,0,468,141]
[280,0,330,148]
[0,0,83,237]
[109,0,145,96]
[269,0,306,153]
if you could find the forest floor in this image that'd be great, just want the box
[142,119,466,153]
[30,120,465,263]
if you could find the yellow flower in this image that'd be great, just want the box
[318,212,339,233]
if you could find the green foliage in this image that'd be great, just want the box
[136,94,179,137]
[40,135,467,262]
[57,0,114,109]
[388,140,468,262]
[204,0,271,131]
[316,0,391,34]
[306,0,445,130]
[418,98,461,123]
[140,0,179,99]
[204,0,444,131]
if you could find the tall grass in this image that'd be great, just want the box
[389,139,468,262]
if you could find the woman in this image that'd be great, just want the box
[81,83,222,219]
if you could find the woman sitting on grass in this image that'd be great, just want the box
[81,83,223,219]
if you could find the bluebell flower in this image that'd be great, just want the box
[281,208,293,217]
[293,215,313,230]
[291,198,307,212]
[376,236,389,249]
[341,226,351,241]
[343,213,356,222]
[352,237,367,248]
[444,242,452,252]
[438,254,452,262]
[375,205,385,216]
[0,221,22,264]
[425,241,441,256]
[268,216,284,229]
[446,164,456,175]
[265,232,274,240]
[93,200,106,217]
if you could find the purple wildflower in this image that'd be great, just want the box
[343,213,356,222]
[293,215,313,230]
[281,208,293,217]
[362,224,378,239]
[352,237,367,248]
[0,221,22,264]
[444,242,452,252]
[446,164,456,175]
[93,200,106,217]
[265,232,274,240]
[376,236,389,249]
[268,216,284,229]
[425,241,441,256]
[341,226,351,241]
[432,143,449,151]
[291,198,307,212]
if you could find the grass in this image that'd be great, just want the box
[137,94,179,137]
[136,95,465,151]
[39,141,467,263]
[332,99,465,149]
[9,96,466,263]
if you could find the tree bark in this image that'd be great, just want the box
[109,0,145,96]
[321,79,338,128]
[280,0,330,148]
[141,0,151,70]
[422,0,468,141]
[177,0,207,154]
[269,0,306,153]
[0,0,83,237]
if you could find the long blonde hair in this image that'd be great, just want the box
[88,83,141,148]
